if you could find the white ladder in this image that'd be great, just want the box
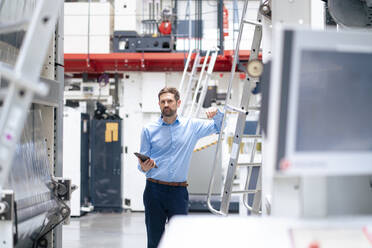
[207,0,264,216]
[179,48,218,118]
[187,48,219,118]
[179,49,201,116]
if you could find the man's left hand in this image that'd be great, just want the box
[206,107,218,119]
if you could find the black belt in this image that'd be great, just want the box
[147,178,188,187]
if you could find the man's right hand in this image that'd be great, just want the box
[139,158,157,172]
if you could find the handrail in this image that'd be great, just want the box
[179,48,193,97]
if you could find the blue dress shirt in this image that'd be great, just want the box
[138,110,224,182]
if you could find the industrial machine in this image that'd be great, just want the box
[113,1,175,53]
[113,31,172,53]
[0,0,68,247]
[90,119,123,212]
[113,0,226,53]
[63,108,90,217]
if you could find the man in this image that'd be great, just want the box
[138,87,223,248]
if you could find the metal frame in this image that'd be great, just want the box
[53,3,65,247]
[63,51,255,73]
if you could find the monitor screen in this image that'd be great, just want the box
[296,50,372,152]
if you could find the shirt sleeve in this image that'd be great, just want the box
[137,127,151,173]
[193,109,224,139]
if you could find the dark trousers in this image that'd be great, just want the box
[143,180,189,248]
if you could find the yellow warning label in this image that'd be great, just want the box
[105,122,119,142]
[193,141,218,152]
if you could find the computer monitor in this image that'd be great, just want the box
[272,27,372,175]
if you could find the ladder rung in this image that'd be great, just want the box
[247,106,261,110]
[187,74,198,80]
[243,19,262,26]
[242,134,261,139]
[197,64,211,68]
[225,104,248,114]
[0,19,29,34]
[237,162,262,167]
[196,64,206,68]
[231,190,259,194]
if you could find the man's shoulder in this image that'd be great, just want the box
[143,119,161,130]
[189,117,209,124]
[178,116,195,126]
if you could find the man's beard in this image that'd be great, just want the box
[162,107,176,117]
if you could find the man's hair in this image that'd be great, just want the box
[158,87,180,101]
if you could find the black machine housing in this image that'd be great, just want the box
[113,31,172,53]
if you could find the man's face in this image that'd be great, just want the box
[158,93,181,117]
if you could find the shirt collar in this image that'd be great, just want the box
[158,115,180,126]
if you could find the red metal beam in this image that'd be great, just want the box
[64,50,259,74]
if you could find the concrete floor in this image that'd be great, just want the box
[63,212,147,248]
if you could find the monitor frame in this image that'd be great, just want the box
[273,27,372,176]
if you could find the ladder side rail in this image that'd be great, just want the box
[195,50,218,117]
[207,0,250,216]
[179,49,193,96]
[187,49,211,118]
[0,0,64,190]
[240,9,264,214]
[180,52,201,116]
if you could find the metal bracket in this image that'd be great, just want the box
[55,178,72,202]
[0,191,13,221]
[0,190,15,248]
[54,178,74,225]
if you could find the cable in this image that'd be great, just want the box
[31,179,71,248]
[14,201,18,246]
